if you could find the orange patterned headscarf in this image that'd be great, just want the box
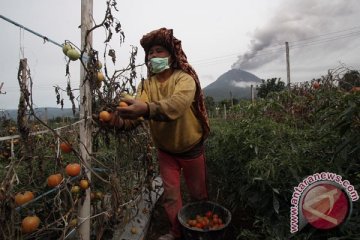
[140,28,210,140]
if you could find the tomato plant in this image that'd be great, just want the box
[0,2,156,239]
[206,69,360,239]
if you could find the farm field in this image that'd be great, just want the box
[1,1,360,239]
[202,74,360,239]
[2,70,360,239]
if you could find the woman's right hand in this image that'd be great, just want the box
[117,98,149,119]
[108,110,124,128]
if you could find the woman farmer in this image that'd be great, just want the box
[113,27,210,240]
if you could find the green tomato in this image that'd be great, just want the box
[67,49,80,61]
[62,43,72,55]
[71,185,80,193]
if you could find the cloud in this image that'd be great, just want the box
[231,80,259,88]
[232,0,360,70]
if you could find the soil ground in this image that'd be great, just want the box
[145,196,171,240]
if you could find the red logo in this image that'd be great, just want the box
[301,183,350,230]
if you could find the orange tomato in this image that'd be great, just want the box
[79,179,89,190]
[47,174,63,187]
[186,219,192,226]
[201,219,207,227]
[21,215,40,233]
[99,111,112,122]
[97,72,105,82]
[65,163,81,177]
[60,142,72,153]
[119,101,128,108]
[14,191,34,206]
[195,222,203,229]
[187,219,197,227]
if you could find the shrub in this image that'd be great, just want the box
[205,80,360,239]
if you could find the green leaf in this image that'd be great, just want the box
[273,193,279,215]
[272,188,279,194]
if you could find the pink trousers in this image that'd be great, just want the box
[158,150,208,237]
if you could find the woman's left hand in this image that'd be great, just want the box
[117,99,149,119]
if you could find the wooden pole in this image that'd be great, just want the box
[18,58,33,173]
[285,42,291,90]
[19,59,29,135]
[79,1,93,239]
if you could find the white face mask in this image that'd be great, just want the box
[149,57,170,73]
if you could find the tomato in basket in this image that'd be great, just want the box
[186,212,225,230]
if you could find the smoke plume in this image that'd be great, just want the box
[232,0,360,70]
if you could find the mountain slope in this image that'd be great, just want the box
[1,107,77,120]
[203,69,261,101]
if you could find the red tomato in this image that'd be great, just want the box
[15,191,34,206]
[60,142,72,153]
[47,174,63,187]
[65,163,81,176]
[195,222,203,229]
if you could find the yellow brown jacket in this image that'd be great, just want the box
[136,69,203,154]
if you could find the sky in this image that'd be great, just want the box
[0,0,359,110]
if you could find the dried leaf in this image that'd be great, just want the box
[105,29,113,43]
[115,22,121,33]
[108,49,116,64]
